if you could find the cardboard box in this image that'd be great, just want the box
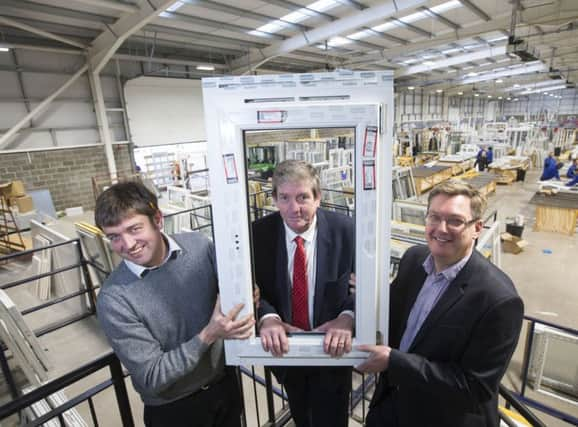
[10,180,26,197]
[501,232,529,254]
[11,195,34,213]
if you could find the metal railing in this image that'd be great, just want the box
[511,315,578,426]
[0,352,134,427]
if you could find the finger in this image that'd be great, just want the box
[356,344,375,353]
[226,303,245,321]
[280,330,289,354]
[261,333,271,352]
[271,332,282,357]
[344,336,352,354]
[228,314,255,330]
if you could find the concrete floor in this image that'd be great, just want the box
[1,167,577,426]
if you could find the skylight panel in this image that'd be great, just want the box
[160,1,185,17]
[430,0,462,14]
[372,22,397,32]
[400,11,428,24]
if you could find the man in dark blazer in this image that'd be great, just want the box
[358,179,524,427]
[252,160,355,427]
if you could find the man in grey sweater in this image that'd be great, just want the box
[95,181,254,427]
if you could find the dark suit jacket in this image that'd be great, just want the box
[371,245,524,427]
[252,209,355,328]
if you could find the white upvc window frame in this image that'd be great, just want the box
[203,71,393,366]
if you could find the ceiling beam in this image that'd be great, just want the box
[66,0,139,14]
[418,6,461,30]
[230,0,429,74]
[396,45,507,77]
[0,64,89,149]
[389,18,433,38]
[158,11,285,40]
[180,0,310,32]
[260,0,336,22]
[458,0,491,22]
[0,15,87,49]
[88,0,185,73]
[334,0,366,11]
[342,14,512,67]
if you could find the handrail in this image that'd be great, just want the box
[524,314,578,336]
[499,384,547,427]
[0,351,134,427]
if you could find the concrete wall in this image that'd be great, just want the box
[0,144,133,211]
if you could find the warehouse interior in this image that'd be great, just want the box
[0,0,578,426]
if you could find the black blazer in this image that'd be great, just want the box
[372,245,524,427]
[252,209,355,328]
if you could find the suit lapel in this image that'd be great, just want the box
[313,210,331,327]
[408,252,477,351]
[274,215,292,321]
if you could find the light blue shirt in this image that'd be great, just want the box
[124,233,181,278]
[399,251,472,352]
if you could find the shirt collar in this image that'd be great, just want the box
[284,215,317,245]
[422,249,472,282]
[124,233,182,278]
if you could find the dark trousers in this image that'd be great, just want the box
[366,395,399,427]
[281,366,351,427]
[143,369,242,427]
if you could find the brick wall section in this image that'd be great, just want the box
[0,144,133,211]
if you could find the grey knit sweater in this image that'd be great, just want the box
[96,232,225,406]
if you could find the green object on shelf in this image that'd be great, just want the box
[250,163,275,173]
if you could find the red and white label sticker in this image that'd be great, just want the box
[363,126,378,158]
[223,153,239,184]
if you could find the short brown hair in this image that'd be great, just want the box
[272,160,321,199]
[427,179,486,220]
[95,181,159,229]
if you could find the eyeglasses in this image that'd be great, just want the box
[425,213,478,230]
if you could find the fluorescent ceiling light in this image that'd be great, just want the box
[196,65,215,71]
[487,95,492,98]
[498,96,503,99]
[474,93,479,97]
[423,60,435,66]
[507,97,511,100]
[458,91,463,95]
[408,86,415,90]
[495,79,503,83]
[467,72,478,77]
[436,89,443,93]
[0,47,9,52]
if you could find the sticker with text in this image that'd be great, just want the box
[257,110,287,123]
[363,160,376,190]
[363,126,378,158]
[223,153,239,184]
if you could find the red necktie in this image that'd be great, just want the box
[292,236,310,330]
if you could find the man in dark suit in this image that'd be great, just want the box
[358,179,524,427]
[252,160,355,427]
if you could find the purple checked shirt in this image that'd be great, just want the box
[399,251,472,352]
